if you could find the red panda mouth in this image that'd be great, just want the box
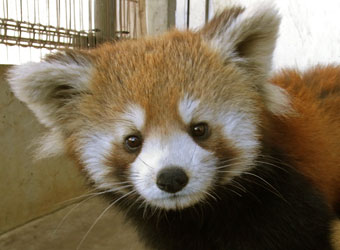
[142,190,211,210]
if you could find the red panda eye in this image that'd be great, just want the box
[191,123,209,139]
[125,135,142,152]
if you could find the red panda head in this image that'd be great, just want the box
[8,5,291,210]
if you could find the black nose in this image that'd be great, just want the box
[156,167,189,193]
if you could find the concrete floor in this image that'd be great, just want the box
[0,197,147,250]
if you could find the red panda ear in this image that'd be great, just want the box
[7,51,93,158]
[7,50,93,129]
[200,6,293,116]
[200,4,280,78]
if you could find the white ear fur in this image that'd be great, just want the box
[262,82,294,116]
[31,128,66,159]
[201,4,292,115]
[201,4,280,76]
[7,51,93,128]
[7,51,93,158]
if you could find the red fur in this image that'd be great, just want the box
[270,65,340,211]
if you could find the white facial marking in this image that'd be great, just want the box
[178,93,260,184]
[121,104,145,131]
[113,103,146,142]
[79,104,145,191]
[79,132,116,190]
[178,94,200,124]
[130,131,217,210]
[221,111,258,149]
[219,110,260,180]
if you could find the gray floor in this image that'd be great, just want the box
[0,197,147,250]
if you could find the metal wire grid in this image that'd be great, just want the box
[0,0,143,51]
[0,18,97,49]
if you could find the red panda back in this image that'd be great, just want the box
[271,65,340,213]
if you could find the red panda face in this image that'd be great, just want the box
[8,6,289,210]
[64,34,267,210]
[76,95,259,210]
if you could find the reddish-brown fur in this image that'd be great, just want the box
[62,30,258,165]
[270,65,340,212]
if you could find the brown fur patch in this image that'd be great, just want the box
[105,142,140,184]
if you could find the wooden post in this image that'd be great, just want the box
[138,0,147,36]
[168,0,176,29]
[95,0,116,44]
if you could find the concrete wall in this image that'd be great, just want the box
[0,65,88,234]
[211,0,340,70]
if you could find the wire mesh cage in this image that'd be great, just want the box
[0,0,213,64]
[0,0,145,64]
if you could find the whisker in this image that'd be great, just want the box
[190,144,198,164]
[242,172,282,194]
[216,169,288,203]
[55,181,135,207]
[202,190,218,202]
[53,192,106,235]
[76,190,136,250]
[229,180,247,193]
[149,204,159,218]
[241,172,289,204]
[256,154,295,170]
[142,201,150,219]
[55,188,103,207]
[53,185,134,235]
[227,188,243,197]
[121,190,140,216]
[209,188,222,200]
[215,162,250,171]
[253,160,288,173]
[156,208,163,227]
[137,197,147,210]
[138,157,152,168]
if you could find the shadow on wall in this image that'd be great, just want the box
[0,64,145,249]
[0,65,88,234]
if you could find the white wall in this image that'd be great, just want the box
[145,0,169,35]
[181,0,340,71]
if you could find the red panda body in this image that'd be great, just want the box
[271,66,340,213]
[7,4,340,250]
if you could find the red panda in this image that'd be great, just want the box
[7,4,340,250]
